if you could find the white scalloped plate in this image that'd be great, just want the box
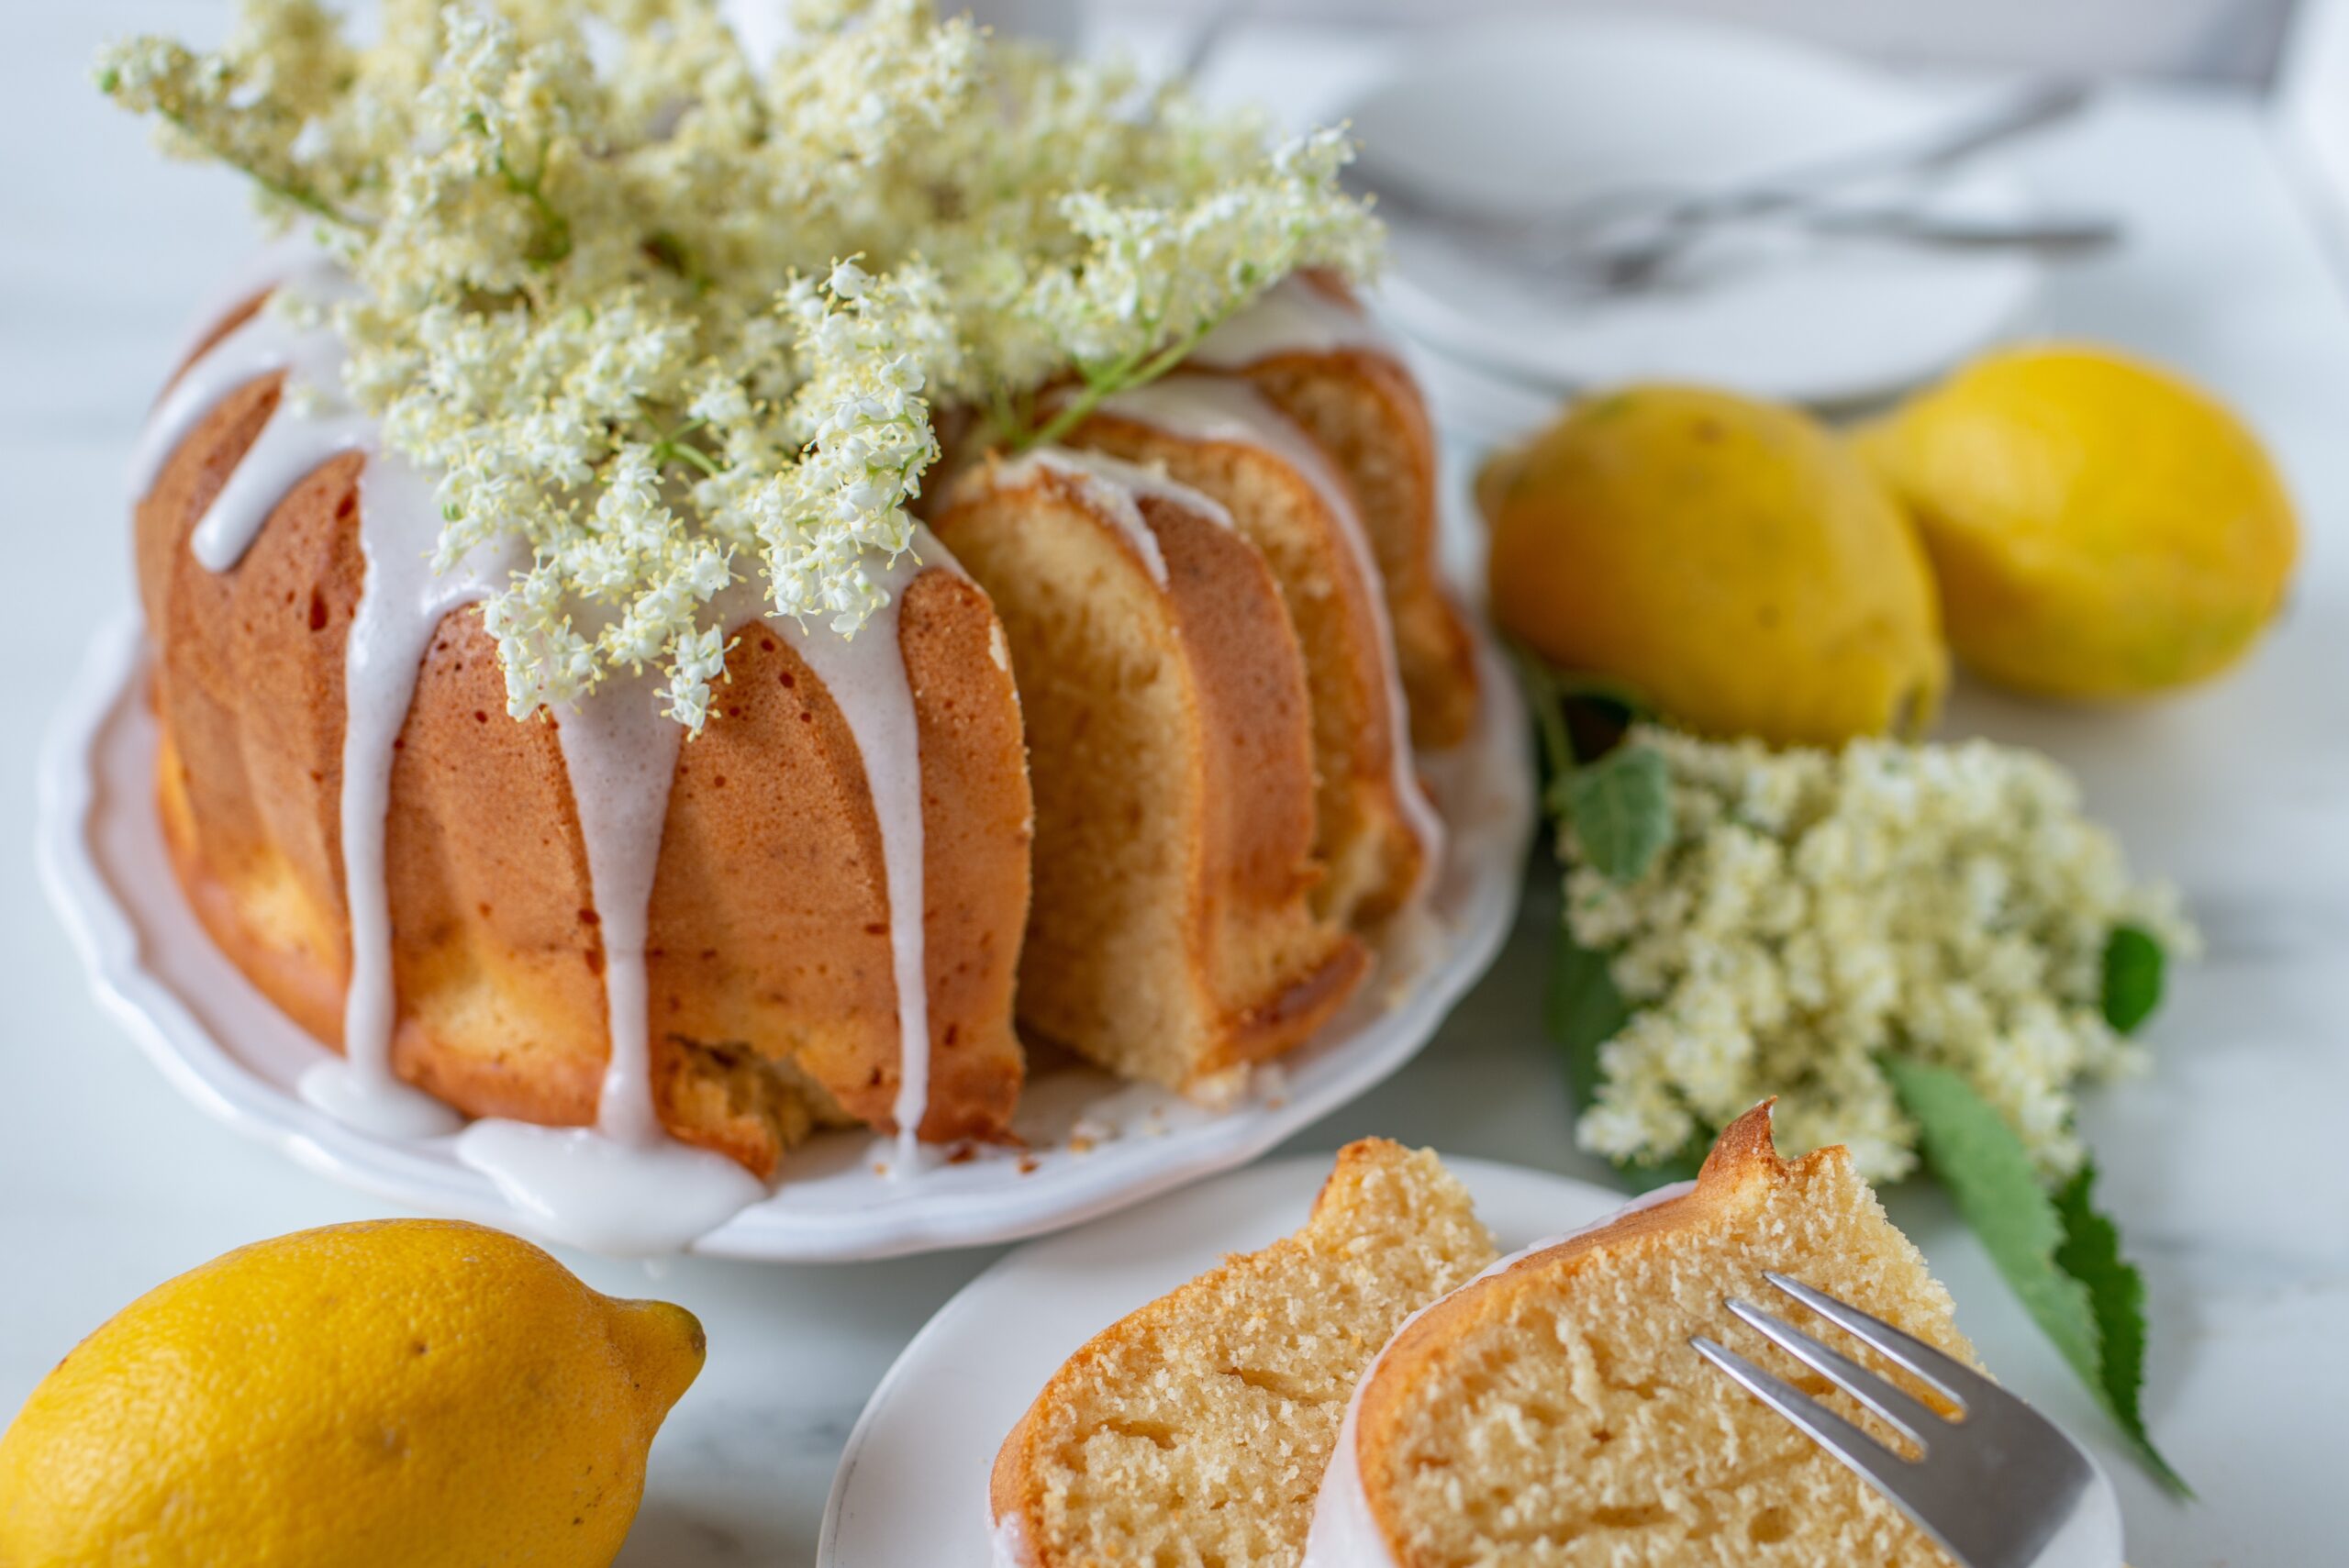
[818,1154,1627,1565]
[36,612,1532,1261]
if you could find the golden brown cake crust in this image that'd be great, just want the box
[136,308,1031,1175]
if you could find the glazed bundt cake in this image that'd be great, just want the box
[138,271,1033,1177]
[933,449,1368,1093]
[131,250,1475,1190]
[990,1140,1496,1568]
[1314,1102,1981,1566]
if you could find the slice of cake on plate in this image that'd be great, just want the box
[989,1140,1496,1568]
[1312,1100,1981,1566]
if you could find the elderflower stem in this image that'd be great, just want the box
[159,107,370,230]
[1011,311,1231,453]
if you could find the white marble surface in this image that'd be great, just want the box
[2,7,2344,1564]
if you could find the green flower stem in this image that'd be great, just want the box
[158,109,369,230]
[1010,311,1231,453]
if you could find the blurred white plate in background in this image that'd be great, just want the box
[1348,12,2047,409]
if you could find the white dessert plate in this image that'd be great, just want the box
[818,1153,1624,1566]
[37,611,1533,1262]
[1348,13,2045,408]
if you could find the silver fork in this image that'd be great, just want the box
[1693,1273,2123,1568]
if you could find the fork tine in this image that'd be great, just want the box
[1764,1273,1984,1410]
[1689,1336,1921,1499]
[1724,1298,1944,1448]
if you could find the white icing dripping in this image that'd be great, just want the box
[306,445,518,1140]
[139,257,797,1248]
[784,536,946,1169]
[130,258,490,1136]
[996,445,1244,584]
[453,1118,767,1257]
[1189,272,1392,370]
[1092,376,1445,900]
[454,651,764,1254]
[1300,1182,1697,1568]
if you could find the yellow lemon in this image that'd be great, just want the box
[1484,384,1946,746]
[1859,343,2299,698]
[0,1219,704,1568]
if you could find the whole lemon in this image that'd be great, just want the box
[1859,344,2299,698]
[1484,385,1946,745]
[0,1219,705,1568]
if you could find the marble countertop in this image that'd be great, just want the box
[3,8,2343,1563]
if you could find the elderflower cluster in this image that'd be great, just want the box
[1567,728,2198,1183]
[96,0,1380,727]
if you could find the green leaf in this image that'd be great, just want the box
[2052,1165,2188,1495]
[1546,922,1631,1107]
[1885,1057,2188,1496]
[2101,926,2165,1035]
[1561,743,1673,884]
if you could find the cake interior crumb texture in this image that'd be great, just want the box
[1359,1105,1975,1567]
[996,1140,1496,1568]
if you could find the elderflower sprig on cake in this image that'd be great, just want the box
[96,0,1380,728]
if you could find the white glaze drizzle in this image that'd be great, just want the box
[306,444,518,1140]
[781,536,947,1169]
[1092,375,1444,897]
[996,445,1247,584]
[451,640,764,1255]
[1189,272,1391,370]
[139,259,906,1248]
[1300,1182,1698,1568]
[131,258,493,1136]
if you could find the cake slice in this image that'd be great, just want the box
[932,449,1368,1096]
[1067,375,1437,926]
[991,1140,1497,1568]
[1191,272,1481,750]
[1315,1101,1979,1566]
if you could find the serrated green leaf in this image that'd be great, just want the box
[1885,1057,2188,1496]
[2053,1164,2189,1496]
[1547,922,1631,1107]
[1562,743,1672,884]
[2102,926,2165,1035]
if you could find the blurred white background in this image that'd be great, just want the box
[1103,0,2299,82]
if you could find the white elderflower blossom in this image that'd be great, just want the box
[98,0,1380,728]
[1571,728,2199,1183]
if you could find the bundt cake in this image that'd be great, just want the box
[128,246,1475,1219]
[989,1140,1496,1568]
[137,263,1034,1189]
[1311,1102,1982,1566]
[932,449,1368,1094]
